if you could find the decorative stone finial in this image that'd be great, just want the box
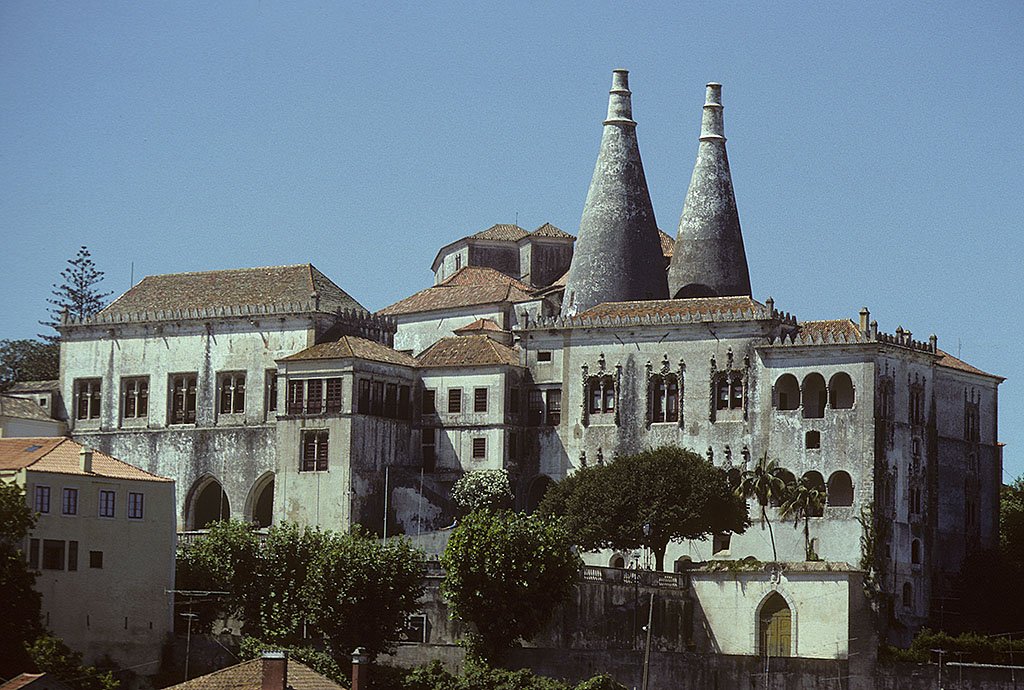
[605,69,636,126]
[700,83,725,141]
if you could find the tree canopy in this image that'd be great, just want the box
[0,339,59,390]
[539,446,748,571]
[40,246,111,341]
[440,510,581,662]
[451,469,512,516]
[176,520,425,660]
[735,453,790,562]
[0,481,42,677]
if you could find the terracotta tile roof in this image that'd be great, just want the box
[936,349,1003,380]
[279,335,418,367]
[5,380,60,393]
[453,318,505,334]
[797,319,861,340]
[0,673,71,690]
[0,438,171,482]
[471,223,529,241]
[164,657,345,690]
[101,264,364,316]
[659,229,674,258]
[378,267,535,316]
[531,223,574,239]
[0,396,54,422]
[579,295,765,320]
[417,335,521,368]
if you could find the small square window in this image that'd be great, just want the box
[474,388,488,413]
[472,437,486,459]
[62,488,78,516]
[89,551,104,569]
[128,492,144,519]
[98,490,116,518]
[448,389,462,414]
[537,351,552,363]
[34,486,50,514]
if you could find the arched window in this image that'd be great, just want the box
[526,475,555,514]
[190,478,230,530]
[902,582,913,609]
[588,375,615,414]
[775,374,800,410]
[829,372,855,409]
[805,430,821,449]
[674,556,693,572]
[827,471,854,507]
[911,539,921,565]
[771,469,796,507]
[610,554,626,569]
[802,373,827,418]
[649,373,680,423]
[802,472,826,517]
[249,475,274,528]
[758,592,792,657]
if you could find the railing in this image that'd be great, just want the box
[176,529,269,548]
[580,565,689,589]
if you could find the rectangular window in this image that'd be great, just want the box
[75,378,102,420]
[169,374,198,424]
[358,379,371,414]
[384,383,398,418]
[472,437,486,459]
[422,428,437,472]
[422,389,436,415]
[287,379,305,415]
[326,378,343,413]
[509,431,518,461]
[910,386,925,425]
[509,387,520,415]
[34,485,50,514]
[306,379,324,415]
[546,389,562,426]
[98,490,116,518]
[474,387,488,413]
[121,377,149,420]
[219,372,246,414]
[89,550,103,569]
[528,389,544,426]
[62,488,78,516]
[537,351,552,363]
[398,385,411,419]
[266,371,279,414]
[29,539,39,569]
[371,381,385,417]
[301,430,329,472]
[68,541,78,571]
[448,389,462,414]
[42,539,65,570]
[128,492,144,519]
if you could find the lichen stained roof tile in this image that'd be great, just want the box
[101,264,364,316]
[797,319,861,340]
[378,267,535,316]
[531,223,575,239]
[453,318,505,334]
[471,223,529,241]
[579,295,765,320]
[279,335,418,367]
[417,335,521,368]
[936,350,1003,380]
[0,438,171,481]
[0,396,55,422]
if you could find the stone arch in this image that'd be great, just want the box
[774,374,800,410]
[186,475,230,530]
[526,475,555,514]
[829,372,855,409]
[609,553,626,569]
[674,555,693,572]
[770,469,796,507]
[245,472,275,528]
[802,373,827,418]
[827,471,854,507]
[757,591,794,657]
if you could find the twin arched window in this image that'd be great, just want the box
[588,375,615,414]
[649,373,680,423]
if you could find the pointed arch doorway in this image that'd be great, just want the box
[758,592,792,657]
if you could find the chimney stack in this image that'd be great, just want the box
[79,446,93,474]
[859,307,870,335]
[351,648,369,690]
[261,651,287,690]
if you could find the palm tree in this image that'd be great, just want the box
[780,475,826,561]
[734,453,789,562]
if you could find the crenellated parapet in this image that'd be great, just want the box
[519,299,796,332]
[765,310,939,355]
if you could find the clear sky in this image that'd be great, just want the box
[2,1,1022,479]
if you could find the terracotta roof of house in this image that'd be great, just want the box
[453,318,505,334]
[0,396,53,422]
[164,657,345,690]
[472,223,530,241]
[378,267,535,316]
[101,264,364,316]
[531,223,574,239]
[0,673,71,690]
[936,350,1003,380]
[279,336,418,367]
[797,319,861,340]
[5,380,60,393]
[659,229,674,258]
[579,295,765,320]
[417,335,521,368]
[0,438,171,481]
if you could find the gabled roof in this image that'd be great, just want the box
[100,264,364,316]
[5,380,60,393]
[531,223,574,240]
[936,349,1003,380]
[0,396,54,422]
[417,335,521,368]
[797,319,861,340]
[453,318,505,334]
[472,223,529,241]
[659,229,674,258]
[164,657,345,690]
[579,295,765,320]
[279,335,418,367]
[0,438,171,481]
[378,267,535,317]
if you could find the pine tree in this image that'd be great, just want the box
[40,246,111,342]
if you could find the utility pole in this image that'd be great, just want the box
[167,589,229,682]
[641,592,654,690]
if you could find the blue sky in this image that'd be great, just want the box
[2,1,1022,478]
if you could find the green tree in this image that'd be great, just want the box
[40,246,111,341]
[1001,476,1024,572]
[0,339,59,390]
[451,469,512,516]
[440,510,581,662]
[0,482,42,677]
[539,446,748,571]
[735,453,790,562]
[176,521,424,661]
[25,634,119,690]
[779,474,825,561]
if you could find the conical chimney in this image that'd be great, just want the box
[667,83,752,299]
[561,69,668,317]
